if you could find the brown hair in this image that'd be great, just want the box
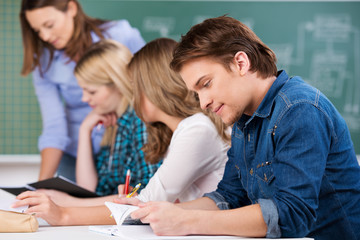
[129,38,229,164]
[74,39,133,146]
[20,0,108,76]
[170,16,277,79]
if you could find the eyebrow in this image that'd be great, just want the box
[194,75,208,89]
[31,20,52,32]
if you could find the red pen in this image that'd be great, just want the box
[124,169,131,195]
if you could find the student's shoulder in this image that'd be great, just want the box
[278,76,320,105]
[176,113,217,135]
[101,20,135,36]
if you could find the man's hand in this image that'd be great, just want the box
[131,201,191,236]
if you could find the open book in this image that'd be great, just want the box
[104,202,140,225]
[0,176,99,198]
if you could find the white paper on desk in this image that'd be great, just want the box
[89,225,118,236]
[104,225,242,239]
[105,201,139,225]
[0,190,28,213]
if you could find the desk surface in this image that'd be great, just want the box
[0,190,312,240]
[0,225,313,240]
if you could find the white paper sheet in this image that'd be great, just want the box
[0,189,28,213]
[104,201,139,225]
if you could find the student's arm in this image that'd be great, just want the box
[32,69,71,181]
[12,191,115,226]
[177,196,219,210]
[131,200,267,237]
[263,103,333,237]
[39,148,63,180]
[76,114,98,191]
[117,195,219,211]
[36,189,119,207]
[76,111,117,191]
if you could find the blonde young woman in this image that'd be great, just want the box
[13,39,229,225]
[73,40,160,197]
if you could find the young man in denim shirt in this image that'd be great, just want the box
[124,16,360,239]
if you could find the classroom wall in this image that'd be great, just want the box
[0,0,360,157]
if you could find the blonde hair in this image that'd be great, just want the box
[74,39,133,146]
[129,38,229,164]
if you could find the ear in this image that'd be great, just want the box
[233,51,250,76]
[67,1,78,18]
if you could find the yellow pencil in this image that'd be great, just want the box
[126,183,141,198]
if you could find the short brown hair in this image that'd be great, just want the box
[170,16,277,79]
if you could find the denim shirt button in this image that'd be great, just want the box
[250,168,254,175]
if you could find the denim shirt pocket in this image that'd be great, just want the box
[255,162,275,198]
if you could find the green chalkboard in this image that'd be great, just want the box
[0,0,359,154]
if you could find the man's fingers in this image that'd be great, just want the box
[131,203,153,219]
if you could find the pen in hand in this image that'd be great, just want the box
[96,121,103,131]
[126,183,141,198]
[124,169,131,195]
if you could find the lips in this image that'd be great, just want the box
[50,38,59,46]
[213,104,224,115]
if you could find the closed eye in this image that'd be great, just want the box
[203,80,211,88]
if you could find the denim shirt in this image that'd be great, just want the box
[205,70,360,239]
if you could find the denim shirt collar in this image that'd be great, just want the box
[236,70,289,130]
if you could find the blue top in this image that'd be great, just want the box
[32,20,146,156]
[205,70,360,239]
[95,107,161,196]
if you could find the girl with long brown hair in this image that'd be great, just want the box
[118,37,230,203]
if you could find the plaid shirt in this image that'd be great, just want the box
[95,107,161,196]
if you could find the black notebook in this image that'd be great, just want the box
[0,176,99,198]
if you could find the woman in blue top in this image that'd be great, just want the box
[19,0,145,181]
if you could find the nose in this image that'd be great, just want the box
[81,91,90,103]
[38,29,51,42]
[198,92,213,110]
